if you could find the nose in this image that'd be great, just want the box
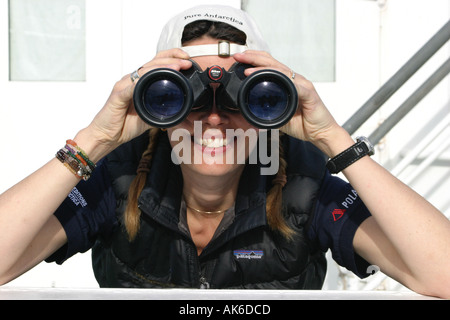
[203,83,228,126]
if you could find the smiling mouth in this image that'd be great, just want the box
[192,136,231,148]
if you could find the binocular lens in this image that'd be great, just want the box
[239,70,297,129]
[144,80,185,119]
[247,81,288,121]
[134,69,193,128]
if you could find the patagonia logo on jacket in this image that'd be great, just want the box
[233,250,264,260]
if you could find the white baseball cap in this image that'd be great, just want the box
[156,5,270,57]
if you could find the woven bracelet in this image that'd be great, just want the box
[66,140,96,172]
[56,140,96,181]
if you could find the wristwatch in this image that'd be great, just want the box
[326,136,375,174]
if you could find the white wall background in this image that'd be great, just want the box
[1,0,449,289]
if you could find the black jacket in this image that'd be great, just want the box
[91,132,329,288]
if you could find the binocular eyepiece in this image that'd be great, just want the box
[133,61,298,129]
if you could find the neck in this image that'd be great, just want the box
[181,166,244,213]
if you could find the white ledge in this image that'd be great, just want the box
[0,287,439,300]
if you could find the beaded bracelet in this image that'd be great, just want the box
[56,140,96,181]
[66,140,96,170]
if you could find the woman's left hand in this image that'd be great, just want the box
[234,51,345,156]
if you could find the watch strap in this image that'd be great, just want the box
[326,137,374,174]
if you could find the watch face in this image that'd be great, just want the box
[356,145,366,153]
[357,136,375,156]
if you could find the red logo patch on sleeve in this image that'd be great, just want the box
[332,209,346,221]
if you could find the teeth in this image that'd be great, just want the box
[194,137,229,148]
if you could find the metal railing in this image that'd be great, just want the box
[343,19,450,141]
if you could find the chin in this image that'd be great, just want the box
[182,161,245,178]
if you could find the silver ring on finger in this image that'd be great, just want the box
[130,68,142,82]
[290,70,296,80]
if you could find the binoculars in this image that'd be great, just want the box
[133,61,298,129]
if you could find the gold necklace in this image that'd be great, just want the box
[186,204,228,215]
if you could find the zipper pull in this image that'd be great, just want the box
[199,276,210,289]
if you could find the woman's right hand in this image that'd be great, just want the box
[76,49,192,162]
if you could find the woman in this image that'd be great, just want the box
[0,5,449,297]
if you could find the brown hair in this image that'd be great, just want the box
[265,133,294,240]
[181,20,247,45]
[124,128,161,241]
[124,21,294,241]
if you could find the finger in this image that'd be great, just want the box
[142,58,192,71]
[135,63,187,81]
[234,51,278,68]
[243,65,292,80]
[154,48,191,60]
[239,50,273,58]
[127,59,193,86]
[234,52,294,80]
[107,78,135,109]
